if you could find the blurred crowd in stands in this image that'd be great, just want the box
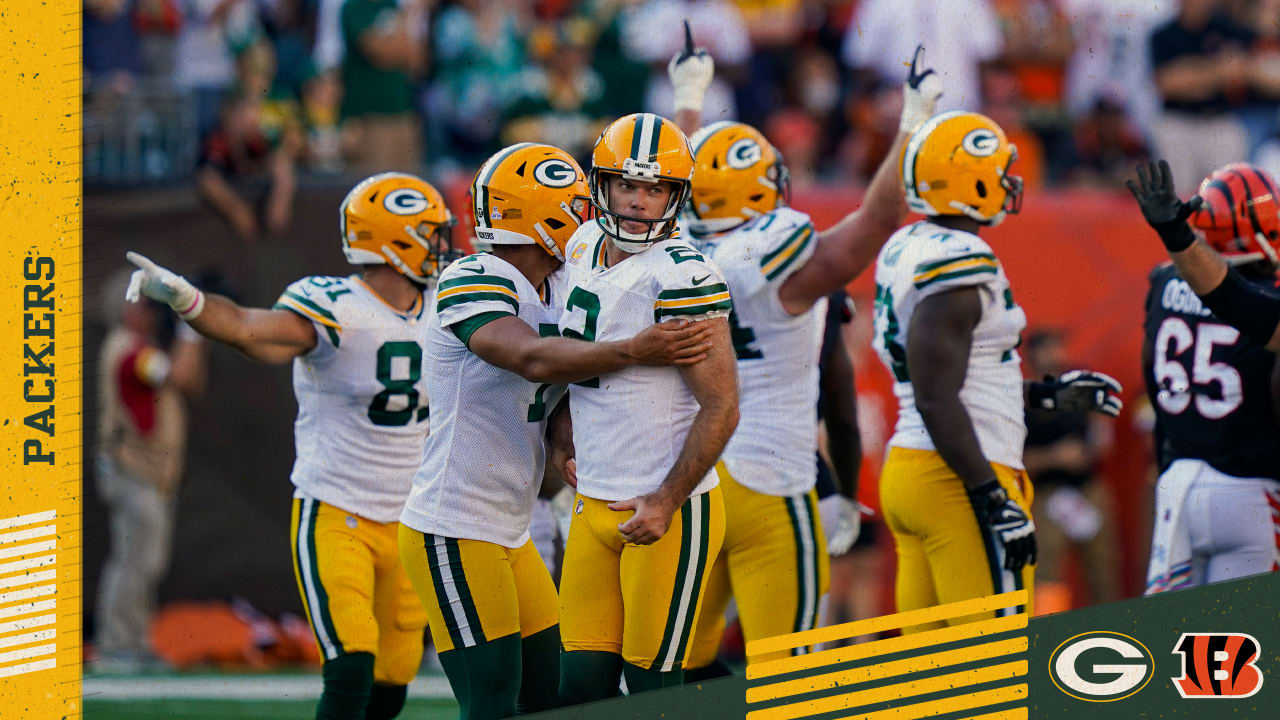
[85,0,1280,239]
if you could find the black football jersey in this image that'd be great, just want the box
[1142,263,1280,479]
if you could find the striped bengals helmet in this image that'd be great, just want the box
[341,172,458,284]
[590,112,695,252]
[685,121,790,236]
[469,143,590,261]
[1191,163,1280,267]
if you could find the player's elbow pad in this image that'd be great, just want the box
[1199,268,1280,348]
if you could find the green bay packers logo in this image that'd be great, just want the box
[727,138,762,169]
[534,159,578,188]
[383,188,431,215]
[962,128,1000,157]
[1049,631,1154,702]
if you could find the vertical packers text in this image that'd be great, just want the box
[23,255,55,465]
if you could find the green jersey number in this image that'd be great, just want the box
[562,287,601,388]
[369,341,428,426]
[873,284,909,382]
[664,247,705,265]
[728,309,762,360]
[527,323,561,422]
[306,276,353,303]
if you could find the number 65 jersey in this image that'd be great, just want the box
[274,275,432,523]
[1142,263,1280,480]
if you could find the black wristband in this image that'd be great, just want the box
[1026,378,1056,411]
[1199,267,1280,347]
[1155,218,1196,253]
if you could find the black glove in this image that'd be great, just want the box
[1027,370,1124,417]
[967,479,1037,572]
[1125,159,1203,252]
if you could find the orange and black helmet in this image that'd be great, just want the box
[1192,163,1280,267]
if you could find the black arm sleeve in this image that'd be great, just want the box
[1198,267,1280,349]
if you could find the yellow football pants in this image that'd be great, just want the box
[688,462,829,667]
[559,487,725,671]
[290,496,428,684]
[397,526,558,654]
[880,447,1035,633]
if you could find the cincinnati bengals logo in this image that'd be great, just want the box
[533,159,578,188]
[726,138,762,169]
[1173,633,1263,698]
[962,128,1000,157]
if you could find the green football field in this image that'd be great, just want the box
[82,671,460,719]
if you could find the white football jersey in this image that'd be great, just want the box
[560,223,733,502]
[274,275,432,523]
[871,221,1027,469]
[688,207,825,496]
[399,253,567,548]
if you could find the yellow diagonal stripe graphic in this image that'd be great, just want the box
[957,707,1029,720]
[747,636,1028,703]
[746,590,1027,658]
[746,662,1027,720]
[747,612,1027,680]
[852,685,1027,720]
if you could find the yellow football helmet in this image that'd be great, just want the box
[341,172,458,284]
[469,142,590,261]
[685,121,790,236]
[902,111,1023,226]
[590,112,694,251]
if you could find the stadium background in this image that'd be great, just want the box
[82,0,1275,677]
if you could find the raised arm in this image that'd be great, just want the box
[1128,160,1280,352]
[776,46,942,315]
[668,20,714,136]
[125,252,317,365]
[466,314,713,385]
[609,317,739,544]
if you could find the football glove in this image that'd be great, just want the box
[967,479,1036,571]
[1028,370,1124,417]
[668,20,714,113]
[818,495,871,556]
[1125,160,1203,252]
[900,44,943,134]
[125,251,205,320]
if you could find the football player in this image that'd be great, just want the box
[554,113,739,703]
[873,112,1123,631]
[1130,159,1280,352]
[396,143,714,720]
[125,173,457,719]
[1139,162,1280,594]
[667,43,943,671]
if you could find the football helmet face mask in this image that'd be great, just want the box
[590,113,695,252]
[341,173,459,285]
[1191,163,1280,268]
[469,142,590,262]
[902,111,1023,226]
[684,120,790,236]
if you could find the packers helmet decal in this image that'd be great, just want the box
[590,113,695,252]
[341,172,458,284]
[470,143,590,262]
[685,120,790,236]
[902,111,1023,226]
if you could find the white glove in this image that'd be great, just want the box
[125,251,205,320]
[819,495,870,556]
[900,45,944,134]
[668,22,714,113]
